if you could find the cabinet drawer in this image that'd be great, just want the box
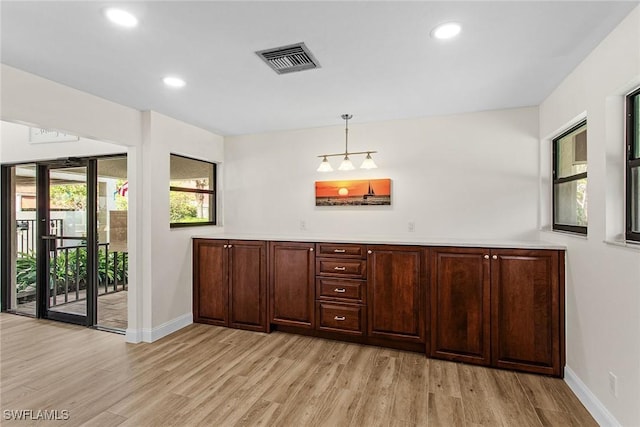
[317,278,366,303]
[316,243,366,259]
[316,259,367,279]
[317,302,364,335]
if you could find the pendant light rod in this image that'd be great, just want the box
[317,151,377,158]
[342,113,352,155]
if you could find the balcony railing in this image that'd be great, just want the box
[49,243,128,307]
[16,218,128,307]
[17,219,63,254]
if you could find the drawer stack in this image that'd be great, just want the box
[315,243,367,336]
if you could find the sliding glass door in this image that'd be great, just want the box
[1,164,38,316]
[96,156,128,330]
[2,155,128,330]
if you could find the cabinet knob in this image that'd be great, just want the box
[334,316,346,321]
[223,244,228,248]
[484,254,489,259]
[367,250,372,254]
[309,248,314,252]
[492,255,497,260]
[228,244,233,248]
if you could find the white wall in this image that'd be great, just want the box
[225,107,540,242]
[0,64,141,147]
[0,121,124,163]
[539,6,640,426]
[142,111,223,339]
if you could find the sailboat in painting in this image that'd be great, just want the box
[363,181,375,200]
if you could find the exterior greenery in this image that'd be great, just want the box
[169,154,216,226]
[170,191,199,222]
[16,247,128,296]
[50,183,87,210]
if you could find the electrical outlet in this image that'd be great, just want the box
[300,220,307,231]
[408,221,415,232]
[609,372,618,398]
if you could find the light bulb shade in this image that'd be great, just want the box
[338,156,355,171]
[360,153,378,169]
[317,157,333,172]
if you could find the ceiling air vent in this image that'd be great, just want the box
[255,42,320,74]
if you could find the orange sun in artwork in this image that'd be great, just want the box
[338,188,349,196]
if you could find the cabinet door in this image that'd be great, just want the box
[367,245,426,343]
[269,242,315,328]
[193,239,228,326]
[229,240,267,332]
[430,248,490,365]
[491,249,561,376]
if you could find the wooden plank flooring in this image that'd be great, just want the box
[0,314,596,426]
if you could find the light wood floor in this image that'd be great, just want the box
[0,314,596,427]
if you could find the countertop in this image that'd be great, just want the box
[191,233,566,250]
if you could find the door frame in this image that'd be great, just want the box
[0,165,10,312]
[37,159,98,326]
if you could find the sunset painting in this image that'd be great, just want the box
[315,179,391,206]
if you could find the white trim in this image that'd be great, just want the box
[125,328,142,344]
[564,366,621,427]
[125,313,193,344]
[603,239,640,252]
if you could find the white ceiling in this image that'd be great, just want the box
[1,1,637,136]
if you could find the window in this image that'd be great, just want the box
[553,121,587,234]
[627,88,640,242]
[169,154,216,227]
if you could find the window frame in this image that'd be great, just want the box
[626,88,640,242]
[552,120,588,235]
[169,153,217,228]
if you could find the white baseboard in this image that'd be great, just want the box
[125,313,193,344]
[564,366,621,427]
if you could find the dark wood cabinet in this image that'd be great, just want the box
[491,249,563,376]
[194,238,565,377]
[315,243,367,336]
[316,243,366,259]
[317,302,364,335]
[316,258,367,279]
[193,239,267,332]
[367,245,426,344]
[429,247,564,376]
[430,247,491,365]
[269,241,315,329]
[316,277,366,303]
[193,239,227,325]
[228,241,268,331]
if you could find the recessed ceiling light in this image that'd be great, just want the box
[104,8,138,28]
[163,76,186,88]
[431,22,461,40]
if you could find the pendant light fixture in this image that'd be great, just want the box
[317,156,333,172]
[317,114,378,172]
